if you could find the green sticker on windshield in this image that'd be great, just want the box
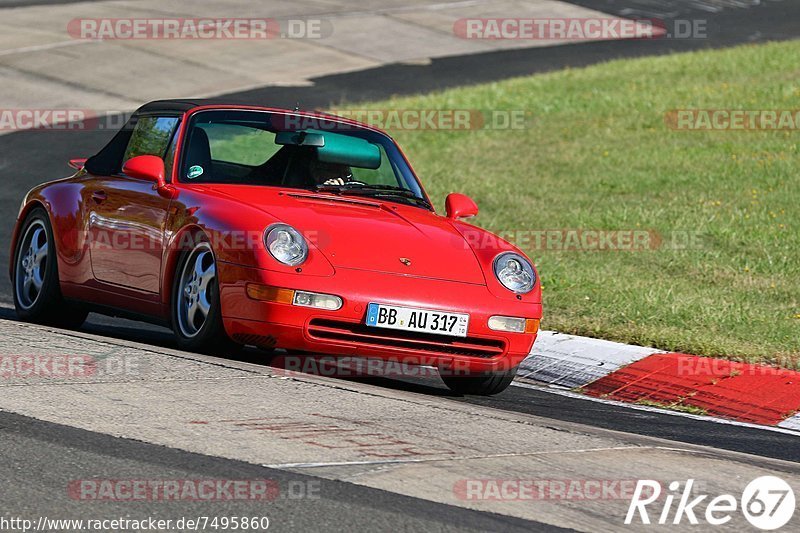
[187,165,204,179]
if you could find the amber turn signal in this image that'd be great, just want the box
[525,318,540,334]
[246,284,295,304]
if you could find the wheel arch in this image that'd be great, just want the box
[161,224,210,309]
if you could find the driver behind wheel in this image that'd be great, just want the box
[309,159,354,186]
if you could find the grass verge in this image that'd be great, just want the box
[340,40,800,365]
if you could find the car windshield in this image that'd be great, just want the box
[180,110,429,208]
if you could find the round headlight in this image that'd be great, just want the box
[264,224,308,266]
[493,252,535,294]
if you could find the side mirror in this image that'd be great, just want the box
[122,155,166,188]
[445,193,479,220]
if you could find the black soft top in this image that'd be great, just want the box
[134,99,291,116]
[134,99,200,115]
[85,100,346,175]
[84,100,205,175]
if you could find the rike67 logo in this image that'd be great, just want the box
[626,476,795,530]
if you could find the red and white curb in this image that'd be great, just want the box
[518,331,660,388]
[519,331,800,431]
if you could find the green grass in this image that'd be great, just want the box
[635,399,709,416]
[335,40,800,366]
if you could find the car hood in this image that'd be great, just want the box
[201,186,487,285]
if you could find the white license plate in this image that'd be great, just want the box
[366,303,469,337]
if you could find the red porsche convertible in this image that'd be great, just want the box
[10,100,542,395]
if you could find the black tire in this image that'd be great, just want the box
[171,240,241,356]
[12,208,88,328]
[441,366,518,396]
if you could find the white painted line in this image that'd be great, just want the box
[0,39,95,58]
[313,0,501,18]
[511,381,800,436]
[262,446,650,469]
[518,330,661,388]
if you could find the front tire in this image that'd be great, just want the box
[441,366,518,396]
[12,208,88,328]
[171,240,240,355]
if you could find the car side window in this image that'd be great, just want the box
[123,116,179,165]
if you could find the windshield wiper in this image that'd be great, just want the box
[313,183,433,209]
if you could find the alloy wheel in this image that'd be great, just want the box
[15,220,49,310]
[176,243,217,338]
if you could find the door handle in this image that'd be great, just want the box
[92,191,107,204]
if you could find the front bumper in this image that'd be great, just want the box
[218,262,541,374]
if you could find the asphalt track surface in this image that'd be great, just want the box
[1,1,799,529]
[2,298,799,464]
[0,0,104,6]
[0,409,560,532]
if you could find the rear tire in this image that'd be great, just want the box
[12,208,88,329]
[441,366,518,396]
[171,240,241,356]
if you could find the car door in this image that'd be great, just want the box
[87,115,180,297]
